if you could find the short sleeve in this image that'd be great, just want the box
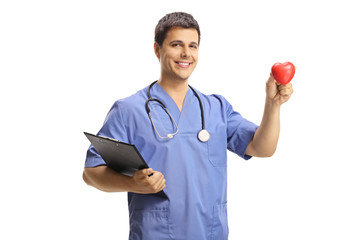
[84,101,129,168]
[224,98,258,160]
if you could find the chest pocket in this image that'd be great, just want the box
[207,130,228,167]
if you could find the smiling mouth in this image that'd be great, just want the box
[175,61,191,68]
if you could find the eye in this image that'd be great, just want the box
[172,43,182,47]
[190,45,198,49]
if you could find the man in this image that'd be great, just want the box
[83,12,293,240]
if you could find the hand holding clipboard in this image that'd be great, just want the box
[84,132,167,198]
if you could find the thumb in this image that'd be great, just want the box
[135,168,153,178]
[266,77,277,88]
[146,168,154,175]
[267,73,274,84]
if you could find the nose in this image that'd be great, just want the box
[181,46,191,59]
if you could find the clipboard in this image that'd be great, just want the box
[84,132,167,198]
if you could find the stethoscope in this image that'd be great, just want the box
[145,81,210,142]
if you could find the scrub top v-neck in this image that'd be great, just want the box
[85,83,258,240]
[149,82,193,129]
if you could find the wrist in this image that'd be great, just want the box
[127,175,139,193]
[264,98,281,118]
[265,97,281,109]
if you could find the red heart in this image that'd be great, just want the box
[271,62,295,85]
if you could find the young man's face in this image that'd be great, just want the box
[155,27,199,82]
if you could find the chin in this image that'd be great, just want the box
[176,71,193,81]
[177,75,191,81]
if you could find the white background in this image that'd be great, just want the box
[1,0,359,239]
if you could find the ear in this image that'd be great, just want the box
[154,42,160,60]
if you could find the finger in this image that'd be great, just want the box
[159,179,166,191]
[278,83,292,90]
[266,78,278,88]
[155,173,165,187]
[284,83,293,89]
[270,72,275,80]
[146,168,155,177]
[135,168,153,179]
[145,168,154,175]
[144,168,154,176]
[267,73,274,83]
[149,172,165,192]
[269,73,282,85]
[279,95,291,103]
[149,171,164,184]
[286,82,293,88]
[280,88,294,96]
[154,177,166,192]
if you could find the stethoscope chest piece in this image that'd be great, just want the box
[198,129,210,142]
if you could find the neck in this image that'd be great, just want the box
[157,78,189,111]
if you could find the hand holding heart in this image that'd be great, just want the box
[266,73,293,106]
[266,62,295,105]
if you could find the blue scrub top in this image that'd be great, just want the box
[85,83,258,240]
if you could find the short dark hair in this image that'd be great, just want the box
[155,12,201,47]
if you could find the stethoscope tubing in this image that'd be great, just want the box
[146,80,209,142]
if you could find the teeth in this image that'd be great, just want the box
[178,62,189,66]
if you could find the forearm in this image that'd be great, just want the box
[251,99,281,157]
[83,166,134,193]
[245,75,293,158]
[83,166,166,194]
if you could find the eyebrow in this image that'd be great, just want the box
[169,40,199,46]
